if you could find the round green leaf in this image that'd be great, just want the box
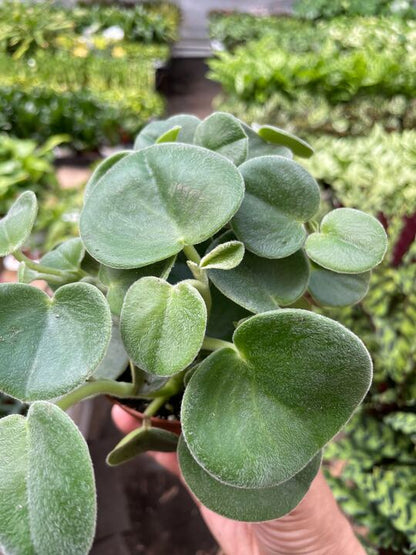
[309,264,371,307]
[120,277,207,376]
[179,436,321,522]
[194,112,248,165]
[107,426,178,466]
[0,402,96,555]
[156,125,182,144]
[232,156,320,259]
[241,123,293,161]
[181,309,372,488]
[305,208,388,274]
[0,282,112,401]
[134,115,200,149]
[200,240,244,270]
[0,191,37,257]
[80,144,245,269]
[84,150,132,201]
[208,232,310,312]
[253,124,314,158]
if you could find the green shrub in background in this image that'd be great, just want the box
[0,1,177,150]
[209,16,416,135]
[0,0,73,58]
[71,2,180,44]
[209,12,317,51]
[293,0,416,19]
[215,92,416,137]
[0,44,167,150]
[303,128,416,554]
[209,17,416,104]
[0,87,137,151]
[0,43,167,149]
[0,134,81,249]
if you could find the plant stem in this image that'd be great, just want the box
[56,379,137,411]
[186,279,212,313]
[143,395,167,417]
[13,250,73,278]
[183,244,201,264]
[202,336,235,352]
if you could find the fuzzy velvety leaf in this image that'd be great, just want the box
[305,208,388,273]
[242,123,293,160]
[80,144,245,269]
[0,402,96,555]
[0,283,111,401]
[134,115,201,149]
[308,264,371,307]
[121,277,207,376]
[253,124,314,158]
[181,309,372,488]
[208,232,310,312]
[98,258,173,316]
[233,156,320,258]
[156,126,181,143]
[107,426,178,466]
[0,192,37,256]
[93,322,129,380]
[84,150,132,201]
[179,435,321,521]
[194,112,248,165]
[200,240,244,270]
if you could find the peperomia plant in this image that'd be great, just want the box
[0,112,388,554]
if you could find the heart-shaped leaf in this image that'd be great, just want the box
[233,156,320,259]
[207,285,250,341]
[93,322,129,380]
[305,208,388,273]
[134,115,201,149]
[208,232,310,312]
[181,309,372,488]
[107,426,178,466]
[156,125,181,143]
[241,123,293,161]
[0,282,112,401]
[194,112,248,165]
[0,402,96,555]
[178,436,321,521]
[98,257,174,316]
[0,192,37,256]
[80,144,245,269]
[309,264,371,307]
[200,240,244,270]
[253,124,314,158]
[84,150,132,201]
[18,238,85,286]
[121,277,207,376]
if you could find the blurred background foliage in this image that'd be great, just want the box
[0,0,179,151]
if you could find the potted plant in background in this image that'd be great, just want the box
[0,112,387,554]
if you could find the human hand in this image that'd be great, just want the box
[112,405,365,555]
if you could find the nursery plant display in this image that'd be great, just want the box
[209,15,416,136]
[0,113,387,553]
[0,1,178,150]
